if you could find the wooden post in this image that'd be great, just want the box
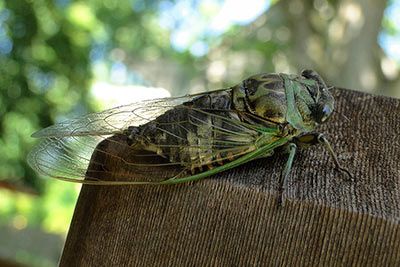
[60,89,400,266]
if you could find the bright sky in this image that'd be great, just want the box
[380,1,400,62]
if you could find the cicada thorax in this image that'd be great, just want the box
[232,73,288,126]
[232,71,334,133]
[126,90,259,171]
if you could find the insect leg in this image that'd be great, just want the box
[277,142,297,206]
[295,133,353,180]
[317,134,353,180]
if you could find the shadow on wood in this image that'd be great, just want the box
[60,89,400,266]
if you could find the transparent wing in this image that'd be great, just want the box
[28,92,281,184]
[32,96,194,138]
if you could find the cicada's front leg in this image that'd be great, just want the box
[294,132,353,180]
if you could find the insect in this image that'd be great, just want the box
[28,69,351,187]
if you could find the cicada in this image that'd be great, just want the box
[28,69,350,186]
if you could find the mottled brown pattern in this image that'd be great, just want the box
[61,88,400,266]
[131,90,250,166]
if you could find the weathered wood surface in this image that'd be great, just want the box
[60,88,400,266]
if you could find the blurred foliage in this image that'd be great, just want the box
[0,0,196,191]
[0,182,79,233]
[0,0,92,190]
[0,0,197,181]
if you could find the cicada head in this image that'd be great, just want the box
[300,69,334,124]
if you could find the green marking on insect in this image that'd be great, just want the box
[27,69,351,189]
[282,74,306,131]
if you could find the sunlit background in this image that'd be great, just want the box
[0,0,399,266]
